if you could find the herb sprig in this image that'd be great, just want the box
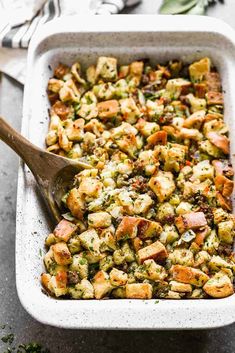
[160,0,224,16]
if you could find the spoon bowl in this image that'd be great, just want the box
[0,116,91,223]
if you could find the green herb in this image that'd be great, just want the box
[62,212,75,221]
[1,333,14,344]
[39,249,43,257]
[159,0,223,16]
[18,342,50,353]
[154,300,160,304]
[79,258,87,265]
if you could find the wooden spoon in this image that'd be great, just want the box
[0,116,91,223]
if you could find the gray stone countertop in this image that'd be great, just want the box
[0,1,235,352]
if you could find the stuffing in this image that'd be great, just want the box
[43,56,234,300]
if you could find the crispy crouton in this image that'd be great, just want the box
[214,174,234,197]
[206,91,223,105]
[78,177,103,197]
[147,131,167,146]
[126,283,153,299]
[97,100,119,119]
[53,219,77,242]
[216,192,232,211]
[135,259,167,281]
[189,57,211,82]
[149,171,175,202]
[207,132,229,154]
[175,212,207,234]
[205,72,221,92]
[203,271,233,298]
[79,229,100,254]
[138,241,167,264]
[183,110,205,129]
[66,188,85,220]
[92,270,113,299]
[115,217,162,241]
[170,265,209,287]
[52,242,72,265]
[109,268,128,287]
[88,212,112,228]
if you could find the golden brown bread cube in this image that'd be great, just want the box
[126,283,153,299]
[92,270,113,299]
[203,271,233,298]
[66,188,85,220]
[138,241,168,264]
[175,212,207,234]
[53,219,77,242]
[97,100,119,119]
[170,265,209,287]
[52,242,72,266]
[207,132,229,155]
[148,171,175,202]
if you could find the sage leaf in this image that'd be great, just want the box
[160,0,198,14]
[187,0,207,14]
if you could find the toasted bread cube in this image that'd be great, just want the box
[97,100,119,119]
[119,97,140,124]
[135,259,167,281]
[126,283,153,299]
[208,255,233,271]
[149,171,175,202]
[92,270,113,299]
[170,265,209,287]
[69,279,94,299]
[207,132,229,155]
[183,110,205,129]
[214,174,234,197]
[133,194,153,214]
[147,130,167,146]
[96,56,117,81]
[218,220,234,244]
[175,212,207,234]
[53,219,77,242]
[169,249,194,267]
[206,91,223,105]
[186,94,206,113]
[42,271,68,297]
[79,229,100,254]
[78,177,103,197]
[137,219,162,239]
[170,281,192,293]
[205,72,221,91]
[129,61,144,77]
[138,241,167,264]
[70,254,88,279]
[88,212,112,228]
[136,118,159,137]
[116,216,140,241]
[216,192,232,211]
[189,57,211,82]
[166,78,191,99]
[192,160,214,181]
[203,271,233,298]
[52,242,72,265]
[66,188,85,220]
[48,78,64,93]
[110,268,128,287]
[41,273,52,293]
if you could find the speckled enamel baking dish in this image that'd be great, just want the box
[16,15,235,329]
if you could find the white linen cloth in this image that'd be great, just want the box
[0,0,141,84]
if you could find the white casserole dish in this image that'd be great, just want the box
[17,15,235,329]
